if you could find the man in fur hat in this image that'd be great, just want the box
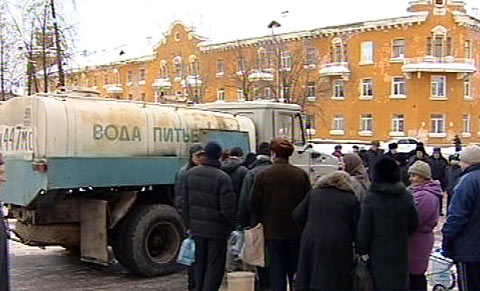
[250,138,311,291]
[442,146,480,291]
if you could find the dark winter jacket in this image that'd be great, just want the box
[427,157,449,190]
[446,164,462,196]
[178,158,236,238]
[362,149,384,179]
[221,158,249,201]
[237,156,272,228]
[293,171,360,291]
[442,164,480,262]
[408,180,442,274]
[356,182,419,290]
[250,158,311,239]
[0,214,9,291]
[174,160,196,210]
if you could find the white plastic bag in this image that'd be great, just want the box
[239,223,265,267]
[228,230,245,256]
[177,236,195,266]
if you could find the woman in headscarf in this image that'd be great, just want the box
[293,171,360,291]
[342,153,371,201]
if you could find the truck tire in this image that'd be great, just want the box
[112,204,184,277]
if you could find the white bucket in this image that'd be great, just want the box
[227,271,255,291]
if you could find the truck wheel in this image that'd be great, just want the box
[112,204,184,277]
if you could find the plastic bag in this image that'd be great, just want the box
[176,236,195,266]
[352,256,374,291]
[228,230,245,256]
[239,223,265,267]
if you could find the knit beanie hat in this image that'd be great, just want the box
[205,141,222,160]
[408,160,432,180]
[270,138,294,158]
[459,146,480,165]
[256,142,271,156]
[188,144,205,156]
[230,147,244,157]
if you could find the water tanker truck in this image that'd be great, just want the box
[0,89,337,276]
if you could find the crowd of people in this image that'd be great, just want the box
[176,138,480,291]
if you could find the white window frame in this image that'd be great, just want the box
[464,79,472,100]
[391,77,406,99]
[391,38,405,60]
[237,89,245,101]
[332,80,345,100]
[429,114,446,137]
[360,114,373,131]
[217,88,226,101]
[360,41,374,65]
[305,47,317,66]
[430,75,447,100]
[330,114,345,136]
[307,82,316,99]
[360,79,373,99]
[465,40,472,59]
[390,114,405,136]
[280,51,292,71]
[216,59,225,76]
[462,114,472,137]
[331,38,346,63]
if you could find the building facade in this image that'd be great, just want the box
[64,0,480,144]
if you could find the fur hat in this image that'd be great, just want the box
[189,144,205,156]
[270,138,294,158]
[371,140,380,147]
[388,142,398,150]
[408,160,432,180]
[372,157,400,183]
[205,141,222,160]
[256,142,271,156]
[230,147,244,157]
[314,171,356,194]
[459,146,480,165]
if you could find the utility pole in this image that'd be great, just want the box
[268,20,282,102]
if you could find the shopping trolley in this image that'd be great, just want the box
[427,249,456,291]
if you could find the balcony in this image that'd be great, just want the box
[152,78,172,89]
[319,62,351,80]
[180,76,203,87]
[248,70,274,82]
[103,84,123,94]
[402,56,476,79]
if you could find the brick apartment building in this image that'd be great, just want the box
[63,0,480,144]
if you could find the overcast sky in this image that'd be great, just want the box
[71,0,478,53]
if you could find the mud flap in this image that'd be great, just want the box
[80,200,109,265]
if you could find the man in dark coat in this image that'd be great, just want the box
[221,147,249,205]
[442,146,480,291]
[356,157,419,290]
[427,147,448,215]
[362,140,384,180]
[0,154,9,291]
[293,171,360,291]
[445,154,462,213]
[250,138,311,291]
[178,141,236,291]
[237,142,272,291]
[174,144,205,291]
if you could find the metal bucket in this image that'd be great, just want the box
[227,271,255,291]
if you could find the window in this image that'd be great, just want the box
[333,80,345,98]
[463,114,471,134]
[190,59,200,76]
[103,74,109,85]
[217,88,225,101]
[257,47,269,69]
[360,41,374,64]
[392,114,405,132]
[305,47,317,65]
[361,79,373,98]
[430,114,445,133]
[127,71,133,83]
[307,82,315,98]
[435,0,445,6]
[160,61,168,79]
[431,75,446,99]
[216,59,225,75]
[464,79,472,99]
[333,114,345,131]
[237,89,244,101]
[392,77,406,96]
[464,40,472,59]
[427,36,452,58]
[173,57,183,78]
[139,69,146,81]
[392,39,405,58]
[331,38,347,63]
[237,57,246,73]
[280,51,292,71]
[360,114,373,131]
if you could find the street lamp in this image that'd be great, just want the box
[268,20,282,102]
